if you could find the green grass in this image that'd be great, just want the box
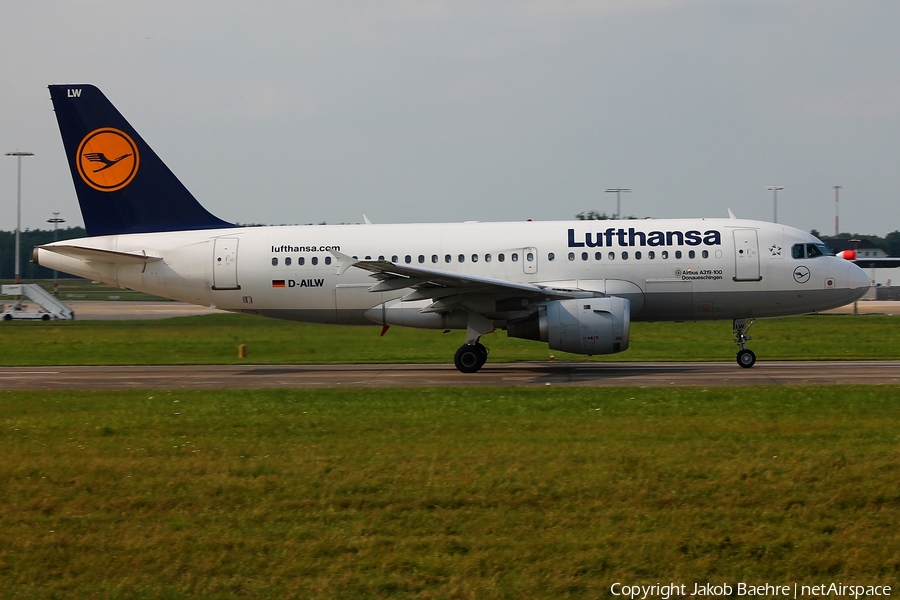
[0,313,898,366]
[1,386,899,598]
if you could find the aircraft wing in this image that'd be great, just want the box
[37,245,163,265]
[337,254,597,313]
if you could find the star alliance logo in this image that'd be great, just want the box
[769,244,782,256]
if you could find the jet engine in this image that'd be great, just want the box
[507,297,630,356]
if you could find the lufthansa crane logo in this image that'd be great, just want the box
[76,128,140,192]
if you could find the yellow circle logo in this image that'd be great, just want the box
[76,128,140,192]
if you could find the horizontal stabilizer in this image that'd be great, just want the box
[38,244,163,265]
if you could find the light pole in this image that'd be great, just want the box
[47,213,65,297]
[833,185,842,236]
[605,188,631,219]
[766,185,784,223]
[5,151,34,284]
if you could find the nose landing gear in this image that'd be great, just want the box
[733,318,756,368]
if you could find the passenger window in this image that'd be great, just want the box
[548,252,555,261]
[662,250,669,259]
[458,254,465,263]
[312,257,318,266]
[365,255,371,260]
[471,254,478,263]
[405,255,411,264]
[418,255,425,264]
[806,244,823,258]
[392,255,398,262]
[285,257,292,266]
[702,250,708,259]
[688,250,695,259]
[512,253,519,262]
[498,253,505,262]
[622,251,628,260]
[271,257,278,266]
[648,251,655,259]
[568,252,575,261]
[675,250,682,259]
[635,251,642,260]
[432,255,438,263]
[485,254,492,262]
[325,256,332,265]
[299,257,305,265]
[445,254,451,263]
[608,252,615,260]
[595,252,602,260]
[582,252,588,261]
[526,252,534,262]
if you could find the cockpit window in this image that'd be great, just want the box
[793,243,835,259]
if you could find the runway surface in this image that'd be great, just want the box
[3,361,900,390]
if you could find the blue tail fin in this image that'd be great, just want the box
[49,85,234,237]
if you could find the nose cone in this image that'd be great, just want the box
[847,263,870,302]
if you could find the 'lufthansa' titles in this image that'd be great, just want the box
[568,228,722,248]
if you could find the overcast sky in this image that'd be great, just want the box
[2,1,899,236]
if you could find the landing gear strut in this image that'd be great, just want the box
[733,318,756,368]
[454,342,488,373]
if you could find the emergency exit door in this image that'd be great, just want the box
[733,229,761,281]
[212,238,241,290]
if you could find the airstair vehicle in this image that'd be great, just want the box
[0,284,75,321]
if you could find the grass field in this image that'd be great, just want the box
[1,386,899,598]
[0,312,897,366]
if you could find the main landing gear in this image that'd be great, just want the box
[733,318,757,368]
[454,342,488,373]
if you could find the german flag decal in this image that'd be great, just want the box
[272,280,286,288]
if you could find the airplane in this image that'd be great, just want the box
[34,84,871,373]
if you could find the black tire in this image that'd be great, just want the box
[737,349,756,368]
[3,314,11,321]
[454,344,486,373]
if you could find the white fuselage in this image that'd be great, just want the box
[37,218,870,327]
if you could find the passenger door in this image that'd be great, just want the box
[212,237,241,290]
[733,229,761,281]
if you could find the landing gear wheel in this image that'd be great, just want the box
[454,343,488,373]
[737,349,756,368]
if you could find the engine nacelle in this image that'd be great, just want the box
[508,297,630,356]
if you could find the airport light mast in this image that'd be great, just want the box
[767,185,784,223]
[5,151,34,284]
[605,188,631,220]
[47,213,65,296]
[833,185,842,236]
